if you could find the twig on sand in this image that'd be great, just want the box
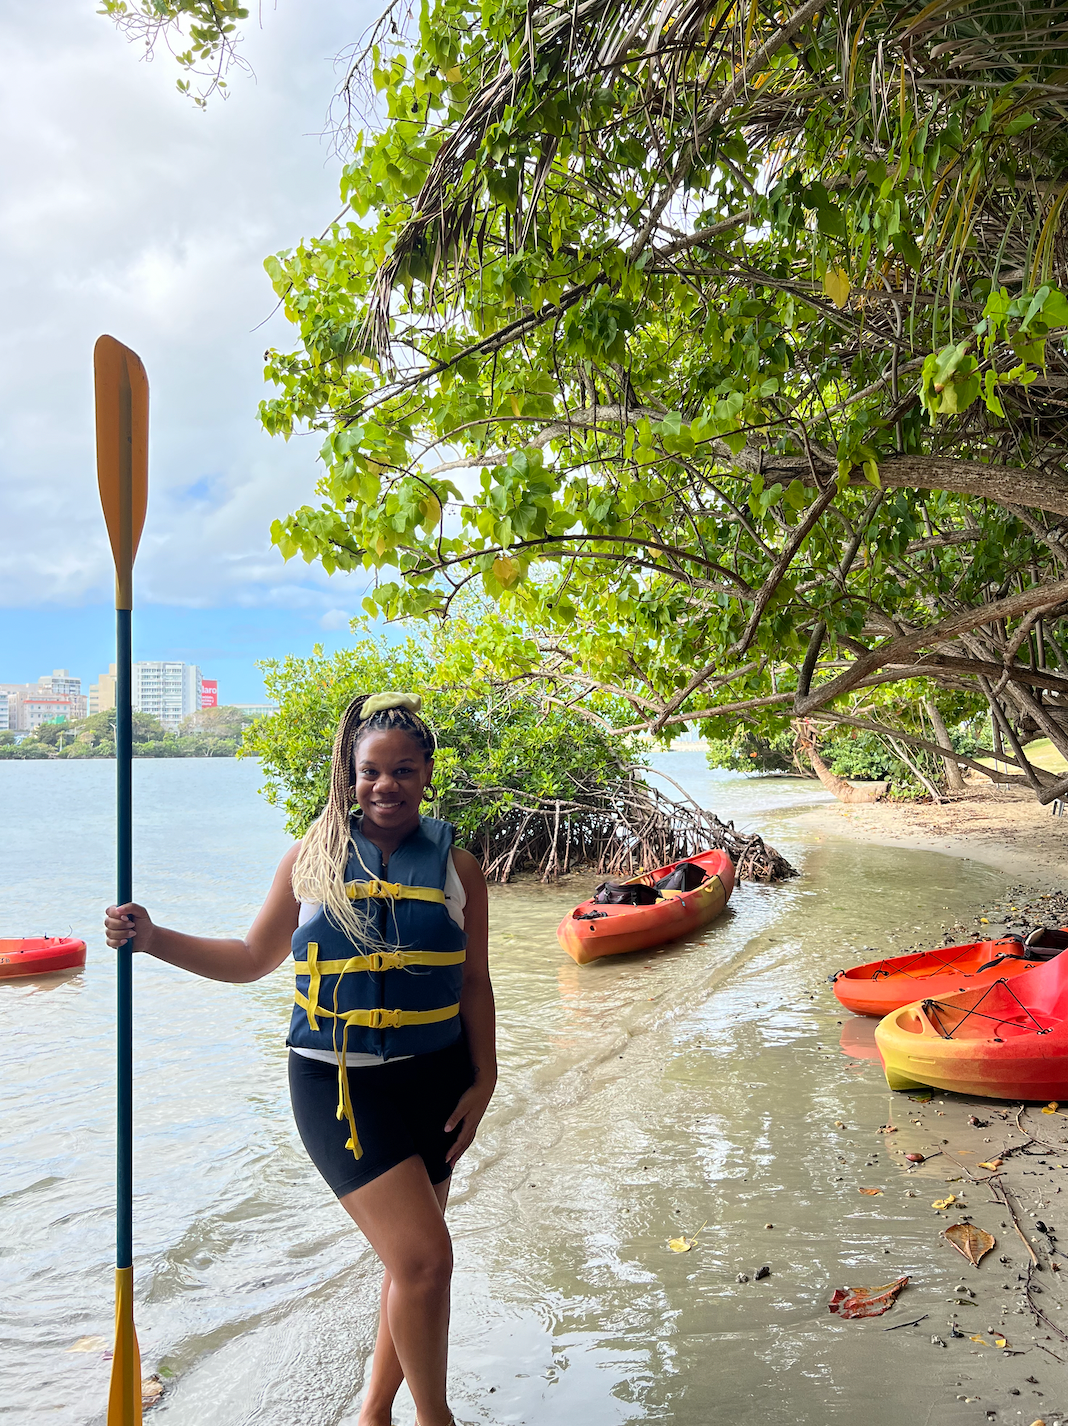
[883,1313,929,1331]
[991,1180,1040,1267]
[1026,1262,1068,1345]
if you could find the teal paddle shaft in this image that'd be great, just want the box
[115,606,133,1271]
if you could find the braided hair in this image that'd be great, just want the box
[290,694,436,941]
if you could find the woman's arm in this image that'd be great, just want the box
[103,844,302,984]
[445,847,496,1163]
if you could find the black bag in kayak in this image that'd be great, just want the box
[592,881,660,906]
[654,861,708,892]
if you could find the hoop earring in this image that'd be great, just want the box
[421,784,437,801]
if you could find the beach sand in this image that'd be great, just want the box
[803,779,1068,1416]
[797,777,1068,888]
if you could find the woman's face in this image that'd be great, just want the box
[353,727,433,832]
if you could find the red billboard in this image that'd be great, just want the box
[201,679,218,708]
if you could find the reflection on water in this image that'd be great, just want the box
[1,758,1003,1424]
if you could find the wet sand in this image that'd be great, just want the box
[795,792,1068,1424]
[796,779,1068,888]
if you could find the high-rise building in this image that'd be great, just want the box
[0,671,86,727]
[23,695,77,730]
[36,669,86,720]
[132,662,201,731]
[90,664,117,715]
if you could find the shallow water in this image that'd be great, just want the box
[0,757,1004,1424]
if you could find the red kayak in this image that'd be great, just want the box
[557,848,734,965]
[0,937,86,979]
[876,948,1068,1101]
[832,932,1063,1017]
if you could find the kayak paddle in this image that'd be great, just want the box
[94,334,149,1425]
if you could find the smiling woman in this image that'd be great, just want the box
[104,690,496,1426]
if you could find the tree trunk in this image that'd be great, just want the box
[798,735,879,804]
[924,700,964,790]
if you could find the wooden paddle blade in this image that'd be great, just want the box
[94,336,148,611]
[106,1266,143,1425]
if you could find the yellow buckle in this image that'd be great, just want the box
[364,1007,404,1030]
[365,950,406,972]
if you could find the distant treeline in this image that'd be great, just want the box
[0,706,264,759]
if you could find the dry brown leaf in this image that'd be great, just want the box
[978,1159,1004,1171]
[932,1195,957,1210]
[944,1222,995,1267]
[858,1187,883,1195]
[828,1275,909,1319]
[142,1374,165,1409]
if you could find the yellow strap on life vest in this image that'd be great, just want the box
[294,941,466,1031]
[345,878,446,904]
[292,997,462,1032]
[295,948,467,977]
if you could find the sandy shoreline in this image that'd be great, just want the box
[799,780,1068,1418]
[795,781,1068,889]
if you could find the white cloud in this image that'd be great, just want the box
[0,0,375,611]
[319,608,354,630]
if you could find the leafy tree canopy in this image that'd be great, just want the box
[243,627,796,878]
[243,627,642,837]
[107,0,1068,802]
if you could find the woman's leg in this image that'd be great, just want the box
[344,1159,453,1426]
[358,1175,451,1425]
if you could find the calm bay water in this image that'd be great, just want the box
[1,756,1002,1424]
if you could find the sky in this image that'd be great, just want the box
[0,0,381,702]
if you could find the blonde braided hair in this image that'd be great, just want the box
[290,693,436,943]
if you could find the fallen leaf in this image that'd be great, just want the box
[1042,1102,1060,1115]
[142,1374,165,1409]
[668,1219,707,1253]
[996,1337,1008,1348]
[68,1336,108,1353]
[859,1187,883,1195]
[905,1152,926,1163]
[828,1275,909,1319]
[944,1222,996,1267]
[978,1159,1004,1171]
[932,1195,957,1211]
[970,1334,986,1343]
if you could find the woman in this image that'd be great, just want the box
[104,692,496,1426]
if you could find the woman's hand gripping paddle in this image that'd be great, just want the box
[95,335,149,1426]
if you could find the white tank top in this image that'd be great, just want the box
[290,850,467,1068]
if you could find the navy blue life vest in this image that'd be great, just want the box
[289,815,467,1063]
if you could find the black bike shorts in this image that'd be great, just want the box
[288,1037,474,1199]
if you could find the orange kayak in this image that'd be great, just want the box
[832,936,1053,1017]
[876,949,1068,1100]
[557,848,734,965]
[0,937,86,979]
